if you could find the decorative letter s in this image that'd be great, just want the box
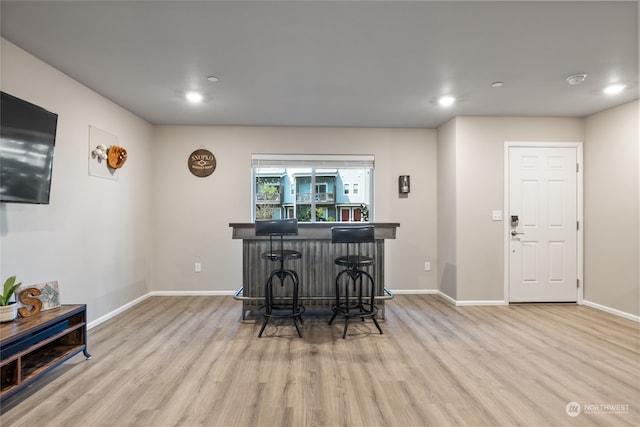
[18,288,43,317]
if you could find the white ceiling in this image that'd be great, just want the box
[1,1,637,128]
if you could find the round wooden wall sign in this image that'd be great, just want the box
[188,149,216,177]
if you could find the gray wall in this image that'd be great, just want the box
[584,101,639,316]
[436,116,586,302]
[455,117,584,301]
[151,126,438,294]
[437,118,457,299]
[0,39,154,323]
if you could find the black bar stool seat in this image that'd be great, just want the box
[255,219,304,338]
[334,254,374,268]
[261,249,302,262]
[329,225,383,338]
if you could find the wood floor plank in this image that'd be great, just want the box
[1,295,638,426]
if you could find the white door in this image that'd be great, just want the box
[509,146,578,302]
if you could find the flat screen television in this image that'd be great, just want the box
[0,91,58,204]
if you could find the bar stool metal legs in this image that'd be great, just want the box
[255,219,304,338]
[329,263,382,338]
[258,267,304,338]
[329,225,383,338]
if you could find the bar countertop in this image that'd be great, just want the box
[229,222,399,240]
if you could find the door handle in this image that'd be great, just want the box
[511,230,525,236]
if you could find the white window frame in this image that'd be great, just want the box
[252,154,374,223]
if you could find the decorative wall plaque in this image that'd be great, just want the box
[89,126,120,180]
[188,149,216,177]
[16,281,60,313]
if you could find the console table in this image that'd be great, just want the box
[0,304,91,402]
[230,222,398,318]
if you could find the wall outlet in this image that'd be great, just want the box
[424,261,431,271]
[492,210,503,221]
[195,262,201,273]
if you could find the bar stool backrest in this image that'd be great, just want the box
[255,219,299,262]
[331,225,375,266]
[255,219,299,237]
[331,225,374,244]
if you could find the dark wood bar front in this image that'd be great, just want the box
[230,223,399,318]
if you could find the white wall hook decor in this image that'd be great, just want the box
[88,125,120,180]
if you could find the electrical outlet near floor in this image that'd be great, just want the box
[195,262,201,272]
[424,261,431,271]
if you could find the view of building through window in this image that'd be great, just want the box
[252,155,373,222]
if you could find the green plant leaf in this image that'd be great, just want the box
[2,276,22,306]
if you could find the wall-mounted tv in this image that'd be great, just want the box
[0,91,58,204]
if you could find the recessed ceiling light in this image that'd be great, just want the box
[491,81,504,88]
[603,83,626,95]
[438,95,456,107]
[186,91,203,103]
[566,74,588,85]
[207,76,219,82]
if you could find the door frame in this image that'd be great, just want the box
[503,142,584,304]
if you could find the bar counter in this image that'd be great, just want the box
[230,222,399,317]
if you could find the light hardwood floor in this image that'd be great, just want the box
[1,295,639,426]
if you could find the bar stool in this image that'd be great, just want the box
[255,219,304,338]
[329,225,383,339]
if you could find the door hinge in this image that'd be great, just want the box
[576,163,579,173]
[577,221,580,230]
[577,279,580,288]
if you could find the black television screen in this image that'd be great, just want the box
[0,91,58,204]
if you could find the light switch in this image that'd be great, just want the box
[492,210,503,221]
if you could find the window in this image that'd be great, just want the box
[315,183,328,201]
[252,154,374,222]
[343,183,359,195]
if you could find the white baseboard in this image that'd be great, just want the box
[150,290,235,296]
[87,292,153,330]
[92,291,635,332]
[436,293,638,320]
[390,289,438,295]
[437,291,507,306]
[454,299,508,306]
[437,291,457,305]
[582,300,640,323]
[86,291,236,330]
